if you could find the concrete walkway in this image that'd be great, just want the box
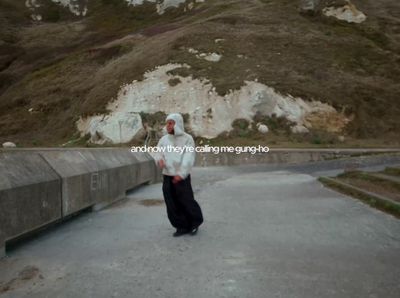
[1,160,400,297]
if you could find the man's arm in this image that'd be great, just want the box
[153,137,165,168]
[176,136,196,180]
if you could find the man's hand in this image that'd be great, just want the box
[158,159,165,169]
[172,175,183,184]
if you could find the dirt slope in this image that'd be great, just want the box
[0,0,399,147]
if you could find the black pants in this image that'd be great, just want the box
[162,174,203,230]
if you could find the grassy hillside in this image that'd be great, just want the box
[0,0,399,147]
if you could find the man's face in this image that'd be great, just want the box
[166,120,175,134]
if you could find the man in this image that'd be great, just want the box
[154,113,203,237]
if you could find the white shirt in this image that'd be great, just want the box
[153,113,196,179]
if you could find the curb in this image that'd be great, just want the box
[318,176,400,218]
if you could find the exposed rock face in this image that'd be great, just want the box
[323,1,367,23]
[52,0,88,16]
[126,0,188,14]
[257,123,269,134]
[77,64,351,144]
[25,0,204,19]
[300,0,320,12]
[187,48,222,62]
[77,112,145,145]
[25,0,88,18]
[300,0,365,23]
[291,125,309,134]
[2,142,16,148]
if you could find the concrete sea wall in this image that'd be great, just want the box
[0,148,162,257]
[1,147,399,257]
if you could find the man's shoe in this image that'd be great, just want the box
[190,227,198,236]
[173,229,189,237]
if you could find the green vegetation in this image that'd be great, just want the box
[319,177,400,219]
[337,170,400,192]
[319,166,400,218]
[139,111,168,127]
[383,167,400,177]
[168,77,182,86]
[253,112,294,136]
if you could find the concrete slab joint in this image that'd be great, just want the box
[0,231,5,258]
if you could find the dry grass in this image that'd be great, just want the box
[337,171,400,202]
[0,0,400,146]
[383,167,400,177]
[319,176,400,219]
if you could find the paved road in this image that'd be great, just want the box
[1,156,400,297]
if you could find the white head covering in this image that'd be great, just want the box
[163,113,185,136]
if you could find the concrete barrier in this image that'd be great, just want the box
[195,149,400,167]
[0,230,5,258]
[0,149,162,257]
[0,151,62,255]
[134,152,161,185]
[38,149,160,216]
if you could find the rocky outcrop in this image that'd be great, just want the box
[257,123,269,134]
[2,142,16,148]
[323,1,366,23]
[300,0,366,23]
[300,0,320,14]
[25,0,88,19]
[77,112,145,145]
[77,64,351,144]
[25,0,206,20]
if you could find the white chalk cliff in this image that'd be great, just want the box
[77,64,351,144]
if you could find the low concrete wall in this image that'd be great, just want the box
[0,151,62,252]
[39,149,159,216]
[134,152,161,185]
[195,149,400,167]
[1,230,6,258]
[0,149,161,256]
